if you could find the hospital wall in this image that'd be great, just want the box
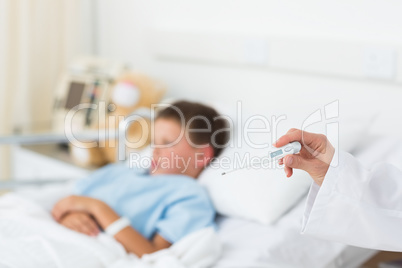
[94,0,402,137]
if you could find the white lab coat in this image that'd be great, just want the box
[301,150,402,251]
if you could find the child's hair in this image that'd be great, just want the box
[156,100,229,157]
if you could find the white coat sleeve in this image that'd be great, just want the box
[301,149,402,251]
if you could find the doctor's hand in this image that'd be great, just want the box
[274,129,335,186]
[59,212,100,236]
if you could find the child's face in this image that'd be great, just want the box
[151,118,208,177]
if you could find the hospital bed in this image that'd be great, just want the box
[2,111,399,268]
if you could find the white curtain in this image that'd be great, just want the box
[0,0,91,179]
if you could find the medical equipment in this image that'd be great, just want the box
[221,141,302,175]
[52,57,126,133]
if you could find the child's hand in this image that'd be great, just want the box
[60,212,100,236]
[52,195,104,221]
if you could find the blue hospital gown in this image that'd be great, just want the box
[74,164,216,243]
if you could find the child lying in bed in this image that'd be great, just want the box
[52,101,228,258]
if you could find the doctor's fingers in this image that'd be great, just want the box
[284,154,329,186]
[274,129,326,152]
[274,128,303,147]
[282,154,313,177]
[284,164,293,178]
[284,154,309,169]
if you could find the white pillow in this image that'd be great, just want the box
[199,144,311,225]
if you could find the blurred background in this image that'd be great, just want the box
[1,0,402,179]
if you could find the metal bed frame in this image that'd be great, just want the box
[0,108,153,190]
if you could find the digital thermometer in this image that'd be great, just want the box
[268,141,302,160]
[221,141,302,176]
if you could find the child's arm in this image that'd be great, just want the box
[52,196,171,257]
[91,201,172,256]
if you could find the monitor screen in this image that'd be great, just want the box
[270,149,283,158]
[64,82,85,109]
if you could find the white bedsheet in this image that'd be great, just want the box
[0,193,222,268]
[214,198,348,268]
